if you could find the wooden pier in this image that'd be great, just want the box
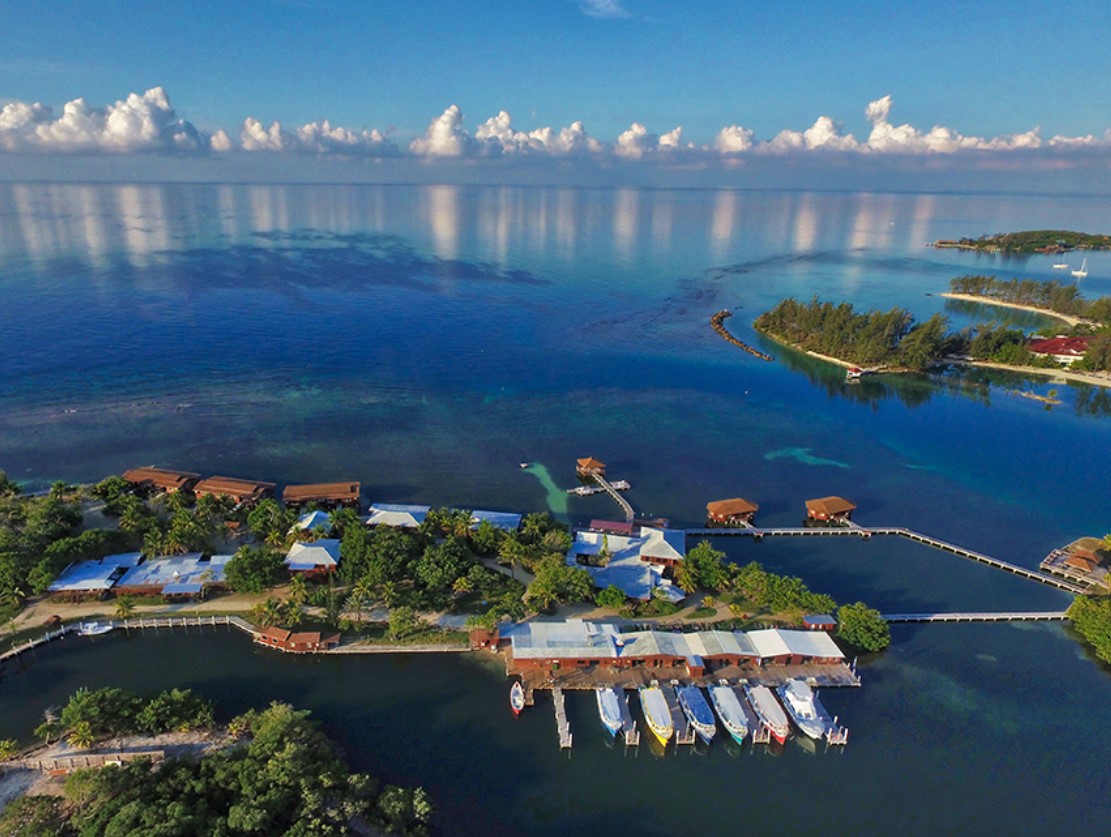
[881,610,1070,624]
[552,687,573,749]
[685,525,1086,594]
[10,749,165,773]
[591,474,635,523]
[616,689,640,746]
[660,682,696,746]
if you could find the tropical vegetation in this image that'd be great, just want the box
[943,230,1111,254]
[948,274,1111,324]
[1066,595,1111,665]
[835,601,891,652]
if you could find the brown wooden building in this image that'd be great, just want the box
[706,497,759,526]
[282,482,361,510]
[576,456,606,477]
[805,496,857,522]
[254,627,341,653]
[193,476,276,505]
[122,467,200,494]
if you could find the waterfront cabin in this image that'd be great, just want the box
[1027,336,1091,366]
[706,497,759,526]
[284,539,341,575]
[365,503,430,529]
[47,552,141,601]
[193,476,275,506]
[282,481,361,510]
[255,627,340,653]
[290,510,334,536]
[805,496,857,523]
[576,457,606,478]
[121,467,200,495]
[803,614,838,632]
[114,553,231,599]
[470,510,523,532]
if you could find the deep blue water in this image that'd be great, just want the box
[2,184,1111,834]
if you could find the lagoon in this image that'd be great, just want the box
[1,183,1111,833]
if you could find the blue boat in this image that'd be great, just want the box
[676,685,717,744]
[595,686,623,738]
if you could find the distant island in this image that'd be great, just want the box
[930,230,1111,254]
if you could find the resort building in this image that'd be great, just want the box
[254,627,341,653]
[1041,537,1109,589]
[192,476,276,505]
[588,519,634,536]
[706,497,759,526]
[365,503,430,529]
[566,528,686,602]
[290,510,334,536]
[121,467,200,494]
[576,457,606,477]
[284,539,341,575]
[501,620,845,676]
[803,614,838,632]
[1027,336,1091,366]
[282,481,361,510]
[805,496,857,523]
[114,553,231,598]
[47,552,142,600]
[470,510,523,532]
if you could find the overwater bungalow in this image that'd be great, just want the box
[576,457,606,478]
[193,475,276,505]
[706,497,759,526]
[121,466,200,495]
[805,495,857,523]
[282,481,361,510]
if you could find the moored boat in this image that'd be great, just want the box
[777,678,839,741]
[76,621,114,637]
[509,681,525,716]
[743,684,790,744]
[1072,257,1088,278]
[638,683,674,745]
[595,686,623,738]
[708,683,750,745]
[676,686,717,744]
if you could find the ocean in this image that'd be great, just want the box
[1,183,1110,834]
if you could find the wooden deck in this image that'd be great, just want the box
[615,689,640,746]
[552,687,573,749]
[660,682,696,745]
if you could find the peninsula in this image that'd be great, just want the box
[930,230,1111,254]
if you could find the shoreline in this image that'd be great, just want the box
[954,358,1111,389]
[939,292,1093,327]
[756,330,907,373]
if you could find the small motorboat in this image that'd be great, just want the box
[510,681,526,716]
[519,462,530,469]
[595,686,623,738]
[76,621,114,637]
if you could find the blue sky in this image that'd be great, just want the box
[2,0,1110,188]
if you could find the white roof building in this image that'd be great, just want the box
[366,503,430,529]
[566,528,686,602]
[285,539,341,572]
[48,552,142,594]
[290,510,333,534]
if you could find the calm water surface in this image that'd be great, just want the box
[1,184,1110,834]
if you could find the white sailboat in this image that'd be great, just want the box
[1072,258,1088,278]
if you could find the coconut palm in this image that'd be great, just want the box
[67,720,96,750]
[113,595,136,621]
[250,598,285,628]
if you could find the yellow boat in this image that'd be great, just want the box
[638,684,674,745]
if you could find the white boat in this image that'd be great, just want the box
[519,462,530,469]
[638,684,674,745]
[743,684,790,744]
[1052,261,1069,270]
[76,621,114,637]
[708,684,750,745]
[776,678,835,740]
[509,681,525,716]
[595,686,623,738]
[610,480,630,490]
[676,685,717,744]
[1072,258,1088,278]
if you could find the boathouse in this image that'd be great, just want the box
[282,481,361,510]
[805,496,857,523]
[706,497,759,526]
[193,476,275,505]
[47,553,142,600]
[748,628,845,665]
[284,539,341,575]
[366,503,430,529]
[803,614,838,632]
[255,627,340,653]
[114,553,231,598]
[576,457,606,477]
[121,467,200,495]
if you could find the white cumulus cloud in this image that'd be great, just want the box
[715,124,756,154]
[410,104,476,157]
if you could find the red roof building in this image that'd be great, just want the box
[254,627,340,653]
[1027,336,1091,366]
[805,496,857,522]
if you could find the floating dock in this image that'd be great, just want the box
[552,687,573,749]
[660,682,696,746]
[616,688,640,746]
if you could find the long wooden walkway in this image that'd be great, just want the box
[616,690,640,746]
[10,749,166,772]
[881,611,1070,624]
[686,525,1086,594]
[552,687,573,749]
[592,474,634,523]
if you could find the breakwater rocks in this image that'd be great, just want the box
[710,310,774,361]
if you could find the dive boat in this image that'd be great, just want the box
[708,683,750,745]
[76,621,114,636]
[676,686,717,744]
[509,681,525,716]
[595,686,623,738]
[1072,258,1088,278]
[638,683,674,745]
[743,684,790,744]
[777,678,838,740]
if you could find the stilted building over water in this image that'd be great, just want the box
[193,476,276,506]
[706,498,759,526]
[121,467,200,495]
[805,496,857,523]
[282,482,361,510]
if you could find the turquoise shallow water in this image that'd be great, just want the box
[1,184,1111,833]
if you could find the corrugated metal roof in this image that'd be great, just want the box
[284,540,340,568]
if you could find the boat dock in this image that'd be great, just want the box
[552,687,573,749]
[686,526,1086,594]
[616,689,640,746]
[591,474,635,523]
[660,682,696,746]
[881,610,1070,624]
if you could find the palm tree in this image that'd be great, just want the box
[113,595,136,621]
[68,720,96,750]
[452,575,474,597]
[250,598,285,628]
[288,574,308,607]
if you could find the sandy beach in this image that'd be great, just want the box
[939,293,1094,327]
